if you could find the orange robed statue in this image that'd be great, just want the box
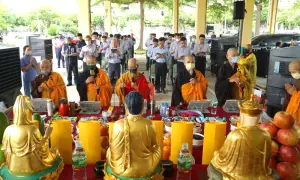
[31,60,67,107]
[284,60,300,121]
[171,55,208,106]
[115,58,153,105]
[77,55,112,106]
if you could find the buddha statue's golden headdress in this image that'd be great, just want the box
[238,96,263,117]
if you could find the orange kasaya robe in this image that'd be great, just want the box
[115,72,150,105]
[181,70,208,104]
[40,72,67,107]
[286,91,300,121]
[87,69,112,107]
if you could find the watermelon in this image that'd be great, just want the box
[0,112,9,143]
[32,113,45,136]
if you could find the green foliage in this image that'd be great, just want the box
[277,0,300,26]
[48,25,58,36]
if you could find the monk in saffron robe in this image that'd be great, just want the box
[77,55,112,107]
[284,60,300,121]
[115,58,152,105]
[171,55,208,106]
[31,60,67,107]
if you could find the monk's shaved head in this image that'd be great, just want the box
[128,58,138,70]
[40,59,51,71]
[227,48,238,62]
[86,55,97,65]
[184,55,194,64]
[289,60,300,73]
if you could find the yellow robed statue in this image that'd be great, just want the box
[0,95,63,180]
[104,91,163,180]
[208,98,279,180]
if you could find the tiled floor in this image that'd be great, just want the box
[51,54,267,105]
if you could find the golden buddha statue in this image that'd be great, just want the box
[208,98,279,180]
[0,95,63,179]
[104,92,163,180]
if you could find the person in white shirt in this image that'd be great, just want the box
[189,35,197,53]
[130,33,136,57]
[193,34,210,76]
[79,35,99,71]
[106,38,122,83]
[164,34,174,49]
[54,34,65,68]
[174,37,192,73]
[145,33,156,70]
[169,33,181,84]
[151,37,170,94]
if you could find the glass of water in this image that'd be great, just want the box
[211,98,218,115]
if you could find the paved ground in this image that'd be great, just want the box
[48,54,267,105]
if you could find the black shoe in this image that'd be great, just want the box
[156,89,161,93]
[67,83,72,86]
[162,89,166,94]
[58,66,60,68]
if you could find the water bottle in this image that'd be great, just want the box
[72,140,87,180]
[211,98,218,115]
[160,103,165,117]
[177,143,195,180]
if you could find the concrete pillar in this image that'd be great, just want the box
[195,0,207,40]
[267,0,278,33]
[173,0,179,33]
[78,0,91,36]
[241,0,255,47]
[104,0,112,34]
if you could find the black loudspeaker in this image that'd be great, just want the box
[233,1,245,19]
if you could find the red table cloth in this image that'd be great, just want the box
[7,106,238,180]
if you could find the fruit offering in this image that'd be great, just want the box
[259,111,299,180]
[163,133,171,160]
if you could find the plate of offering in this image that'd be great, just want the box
[176,110,204,122]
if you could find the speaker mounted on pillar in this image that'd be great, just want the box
[233,0,245,20]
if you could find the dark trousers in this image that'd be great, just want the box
[55,48,64,68]
[195,56,206,76]
[131,46,134,57]
[108,63,121,84]
[155,62,167,90]
[66,60,78,84]
[170,56,176,83]
[177,61,185,73]
[96,55,102,67]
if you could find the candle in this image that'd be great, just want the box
[170,121,194,164]
[237,121,241,128]
[202,122,226,164]
[50,120,72,164]
[79,121,102,164]
[153,120,164,158]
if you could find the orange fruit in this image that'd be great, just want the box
[163,138,171,146]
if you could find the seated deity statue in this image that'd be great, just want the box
[208,98,279,180]
[104,91,163,180]
[0,95,63,180]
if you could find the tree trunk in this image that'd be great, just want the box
[138,0,144,50]
[255,3,262,36]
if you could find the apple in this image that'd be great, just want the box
[259,122,278,138]
[277,129,299,146]
[271,140,279,157]
[276,162,298,180]
[269,158,277,169]
[279,145,299,164]
[273,111,295,129]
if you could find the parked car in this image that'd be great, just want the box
[252,33,300,48]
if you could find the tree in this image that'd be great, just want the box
[48,25,58,36]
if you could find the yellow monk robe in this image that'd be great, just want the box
[31,72,67,107]
[286,91,300,121]
[181,70,208,104]
[229,57,252,100]
[86,69,112,106]
[171,69,208,106]
[211,126,273,180]
[115,72,150,105]
[77,68,112,107]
